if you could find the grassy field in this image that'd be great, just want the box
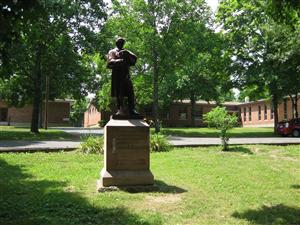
[160,127,278,137]
[0,145,299,225]
[0,126,73,141]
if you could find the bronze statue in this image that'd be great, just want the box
[107,38,140,117]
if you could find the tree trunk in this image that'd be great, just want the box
[272,94,279,133]
[152,48,160,133]
[149,0,160,133]
[30,44,42,133]
[190,93,196,127]
[292,93,298,118]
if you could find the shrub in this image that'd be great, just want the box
[99,119,108,127]
[150,133,171,152]
[79,136,104,154]
[204,106,238,151]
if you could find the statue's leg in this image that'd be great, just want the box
[117,96,125,115]
[127,81,135,112]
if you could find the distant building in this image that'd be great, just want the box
[239,97,300,127]
[0,99,71,126]
[84,96,299,128]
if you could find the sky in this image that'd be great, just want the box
[206,0,219,13]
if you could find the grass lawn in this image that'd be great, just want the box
[160,127,278,138]
[0,126,73,141]
[0,145,299,225]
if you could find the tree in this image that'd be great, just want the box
[100,0,214,132]
[0,0,107,133]
[217,0,299,131]
[70,99,89,127]
[204,106,238,151]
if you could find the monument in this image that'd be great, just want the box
[97,38,154,191]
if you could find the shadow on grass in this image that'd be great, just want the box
[116,180,187,194]
[154,180,187,193]
[227,146,254,154]
[291,184,300,189]
[232,204,300,225]
[0,159,162,225]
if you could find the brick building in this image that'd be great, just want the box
[0,100,71,126]
[240,97,300,127]
[84,96,299,128]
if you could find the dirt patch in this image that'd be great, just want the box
[131,194,183,213]
[145,194,182,204]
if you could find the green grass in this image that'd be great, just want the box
[1,145,299,225]
[0,126,73,141]
[159,127,278,137]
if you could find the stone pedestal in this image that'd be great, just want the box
[98,119,154,189]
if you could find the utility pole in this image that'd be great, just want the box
[44,75,49,130]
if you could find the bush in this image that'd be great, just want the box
[99,119,108,127]
[79,136,104,154]
[150,133,171,152]
[204,106,238,151]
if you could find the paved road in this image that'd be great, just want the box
[1,136,300,152]
[50,127,104,137]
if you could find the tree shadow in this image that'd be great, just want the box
[0,159,162,225]
[291,184,300,189]
[232,204,300,225]
[226,146,253,154]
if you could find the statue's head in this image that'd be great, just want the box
[116,37,126,49]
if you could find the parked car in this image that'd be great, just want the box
[277,118,300,137]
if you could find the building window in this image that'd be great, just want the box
[243,108,247,121]
[284,99,288,119]
[264,105,268,120]
[249,107,252,121]
[178,108,187,120]
[194,108,203,120]
[271,107,274,119]
[258,105,261,120]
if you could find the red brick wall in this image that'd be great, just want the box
[0,100,70,125]
[46,102,70,124]
[162,103,239,127]
[8,105,33,123]
[240,97,300,127]
[240,101,274,127]
[84,104,101,127]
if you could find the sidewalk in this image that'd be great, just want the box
[1,137,300,152]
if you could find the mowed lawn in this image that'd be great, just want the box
[0,145,299,225]
[160,127,278,137]
[0,126,73,141]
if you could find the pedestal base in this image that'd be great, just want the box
[98,119,154,190]
[100,168,154,187]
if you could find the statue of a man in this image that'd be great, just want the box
[107,38,140,117]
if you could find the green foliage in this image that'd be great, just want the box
[98,82,112,112]
[217,0,300,127]
[99,119,108,127]
[79,136,104,154]
[150,133,171,152]
[70,99,88,127]
[0,1,107,133]
[204,107,238,151]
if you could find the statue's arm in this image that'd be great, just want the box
[107,50,124,69]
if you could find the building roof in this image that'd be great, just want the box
[175,99,241,106]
